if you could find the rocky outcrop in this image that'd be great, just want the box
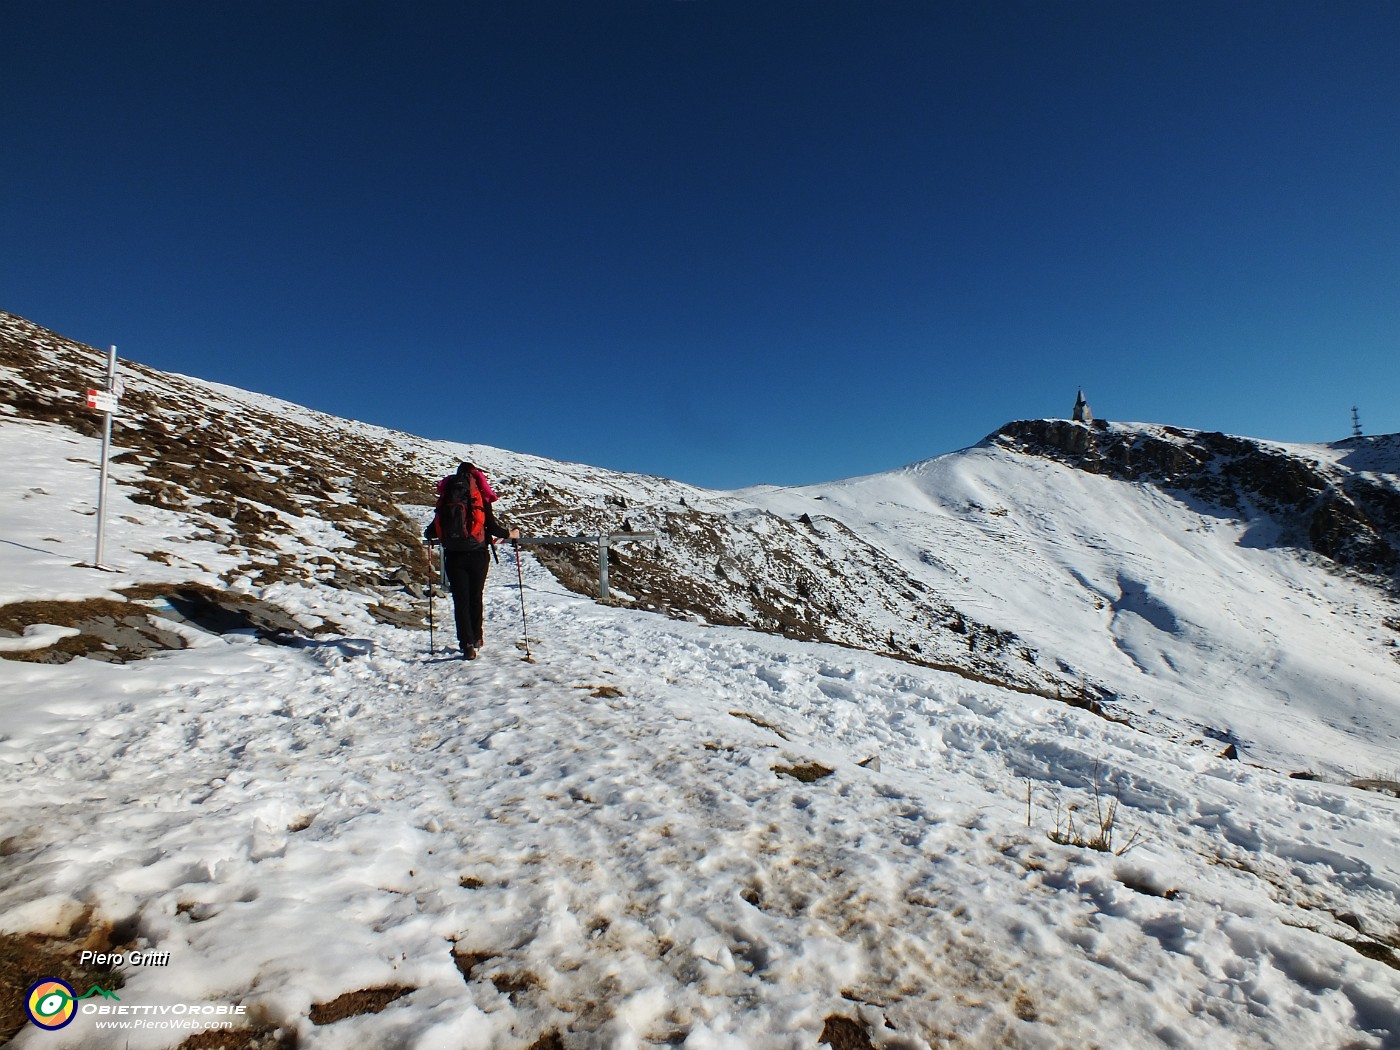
[993,419,1400,582]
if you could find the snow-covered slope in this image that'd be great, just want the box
[5,557,1400,1050]
[0,309,1079,699]
[749,421,1400,776]
[8,308,1396,777]
[3,310,1400,1049]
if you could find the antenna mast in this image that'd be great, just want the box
[1351,406,1363,439]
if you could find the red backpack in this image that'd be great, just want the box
[437,472,487,550]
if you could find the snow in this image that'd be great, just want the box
[0,624,80,652]
[4,560,1400,1048]
[0,421,243,603]
[748,430,1400,777]
[3,376,1400,1046]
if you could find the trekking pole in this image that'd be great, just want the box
[513,537,533,663]
[426,543,437,655]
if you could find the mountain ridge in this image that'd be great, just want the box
[3,308,1398,774]
[992,417,1400,582]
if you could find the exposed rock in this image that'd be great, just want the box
[993,419,1400,584]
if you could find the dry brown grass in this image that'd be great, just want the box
[730,710,790,739]
[774,761,835,783]
[0,911,130,1044]
[820,1014,875,1049]
[308,985,414,1025]
[451,947,496,981]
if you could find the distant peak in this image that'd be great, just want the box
[990,418,1400,581]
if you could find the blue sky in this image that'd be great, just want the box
[5,2,1397,488]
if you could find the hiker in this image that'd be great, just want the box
[425,462,518,660]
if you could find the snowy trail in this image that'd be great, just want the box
[5,556,1400,1049]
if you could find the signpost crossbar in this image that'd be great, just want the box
[513,532,658,600]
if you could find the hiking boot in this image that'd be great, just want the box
[462,646,478,661]
[475,635,484,650]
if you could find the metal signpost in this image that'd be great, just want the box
[85,345,121,571]
[516,531,658,600]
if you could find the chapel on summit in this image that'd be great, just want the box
[1073,388,1093,423]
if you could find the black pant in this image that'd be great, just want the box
[443,548,491,652]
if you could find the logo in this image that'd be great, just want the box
[26,979,77,1031]
[25,978,120,1031]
